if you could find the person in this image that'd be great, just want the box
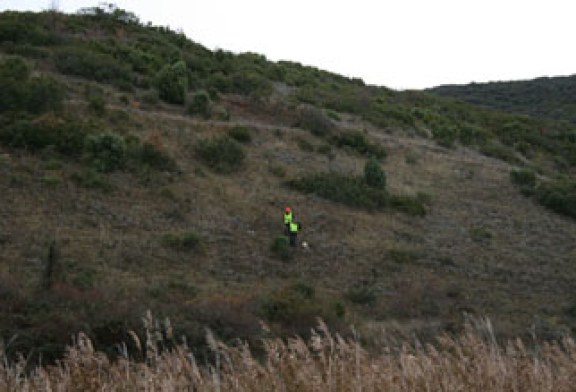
[283,207,293,234]
[288,220,300,247]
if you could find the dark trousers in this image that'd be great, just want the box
[289,232,297,247]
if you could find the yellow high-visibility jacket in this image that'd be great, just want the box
[284,212,293,224]
[289,221,299,233]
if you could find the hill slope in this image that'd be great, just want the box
[428,75,576,125]
[1,6,576,361]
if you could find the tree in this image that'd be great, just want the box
[156,60,187,104]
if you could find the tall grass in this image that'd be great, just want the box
[2,318,575,391]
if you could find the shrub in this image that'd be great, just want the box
[138,142,177,171]
[0,116,88,156]
[364,157,386,189]
[0,58,64,114]
[295,105,335,137]
[535,179,576,219]
[227,126,252,144]
[480,142,520,164]
[84,132,127,172]
[332,130,386,159]
[187,90,211,118]
[55,47,132,85]
[510,168,536,194]
[287,172,427,215]
[156,60,187,104]
[345,285,377,305]
[270,236,292,261]
[195,136,245,174]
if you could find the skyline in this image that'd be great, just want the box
[1,0,576,90]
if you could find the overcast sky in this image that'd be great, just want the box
[2,0,575,89]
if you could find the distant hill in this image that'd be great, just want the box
[1,6,576,364]
[428,75,576,125]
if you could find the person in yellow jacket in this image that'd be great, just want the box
[283,207,293,234]
[288,220,300,247]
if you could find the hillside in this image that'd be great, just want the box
[428,75,576,125]
[1,6,576,363]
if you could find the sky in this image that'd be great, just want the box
[1,0,576,90]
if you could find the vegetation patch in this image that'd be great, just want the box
[270,236,292,262]
[331,130,386,159]
[286,171,426,216]
[227,125,252,144]
[535,179,576,219]
[195,135,245,174]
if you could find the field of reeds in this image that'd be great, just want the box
[2,316,575,391]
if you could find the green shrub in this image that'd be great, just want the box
[287,172,385,210]
[535,180,576,219]
[431,125,458,147]
[84,132,127,172]
[0,58,64,114]
[138,142,177,171]
[296,105,335,137]
[0,116,87,156]
[156,60,187,104]
[195,136,245,174]
[270,236,292,262]
[227,126,252,144]
[287,172,427,216]
[332,130,386,159]
[88,95,106,116]
[187,90,211,118]
[364,157,386,189]
[260,284,331,328]
[480,142,520,164]
[510,168,536,192]
[55,47,132,85]
[161,231,202,251]
[345,285,376,305]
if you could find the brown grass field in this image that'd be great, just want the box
[1,316,575,391]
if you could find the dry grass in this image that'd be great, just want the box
[1,317,575,391]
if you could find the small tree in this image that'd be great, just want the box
[85,132,127,172]
[156,60,187,104]
[187,90,211,118]
[364,157,386,189]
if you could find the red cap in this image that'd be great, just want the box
[285,207,291,212]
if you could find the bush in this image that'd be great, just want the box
[55,47,132,85]
[270,236,292,262]
[535,180,576,219]
[345,285,377,305]
[227,126,252,144]
[510,168,536,193]
[0,116,88,156]
[287,172,427,215]
[0,58,64,114]
[332,130,386,159]
[195,136,245,174]
[156,60,187,104]
[187,90,211,118]
[364,157,386,189]
[84,132,127,172]
[295,105,335,137]
[138,142,177,171]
